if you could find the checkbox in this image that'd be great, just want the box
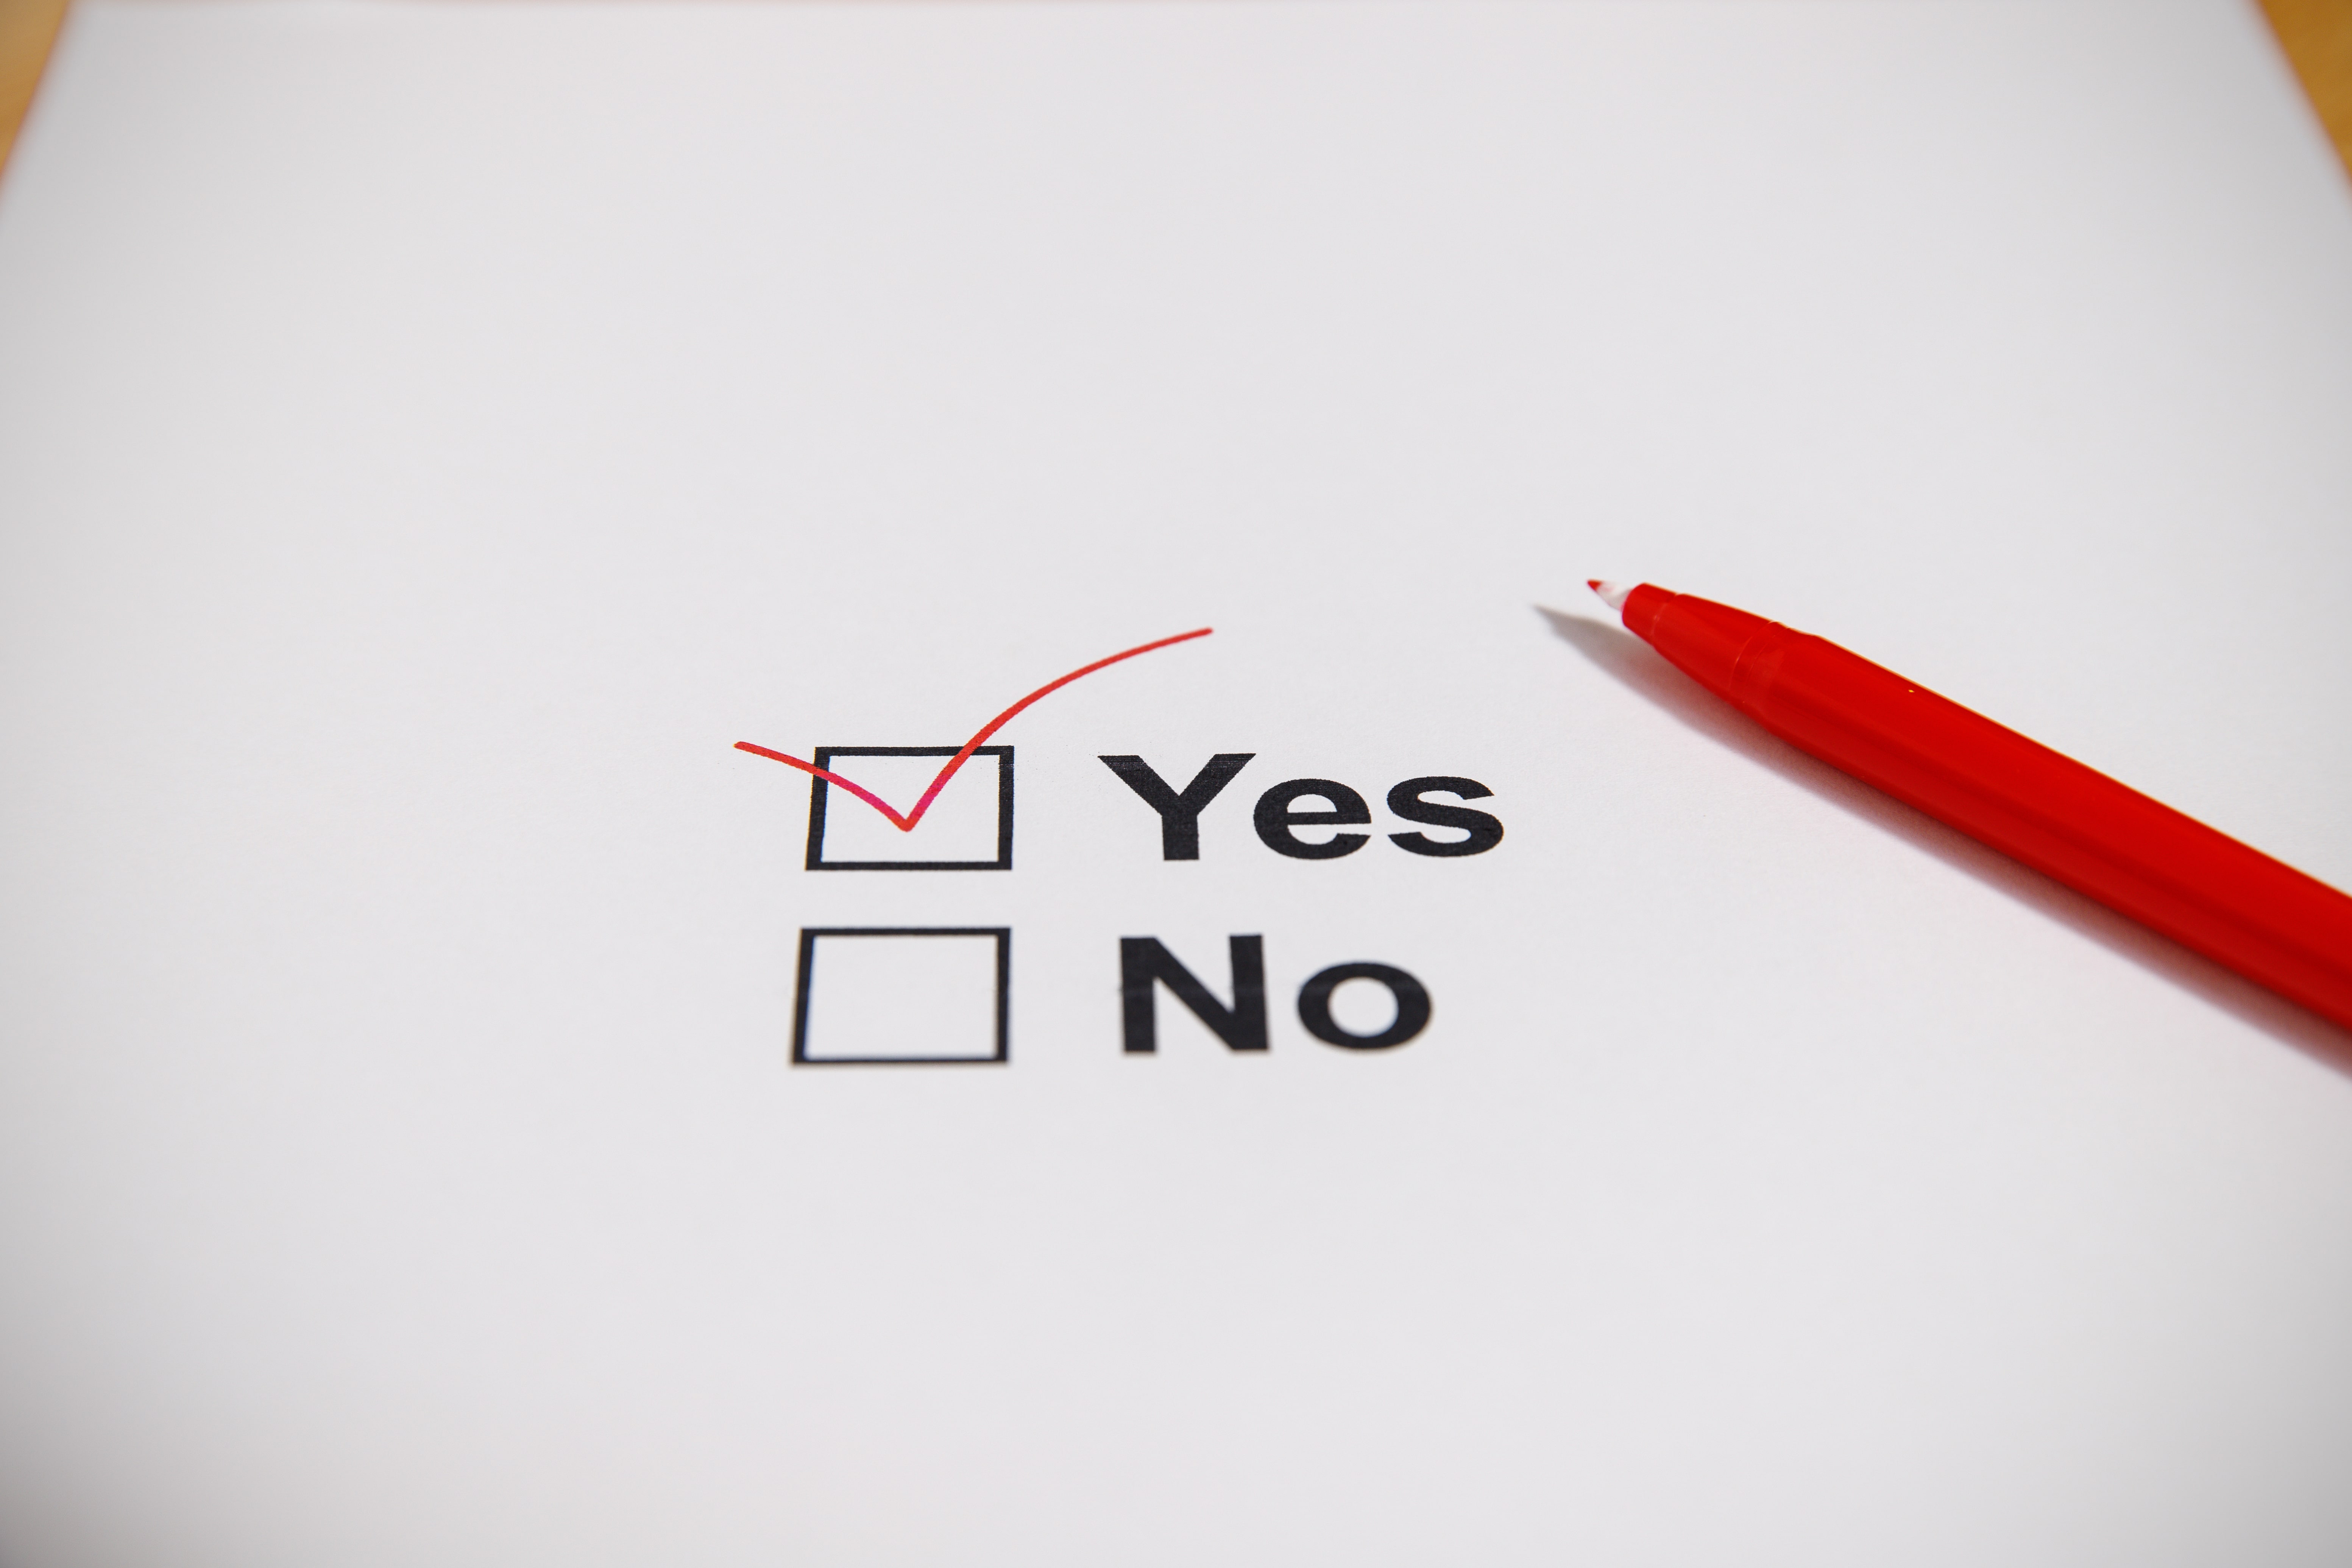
[792,928,1011,1066]
[804,746,1013,871]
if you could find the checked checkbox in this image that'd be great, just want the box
[791,928,1011,1066]
[735,628,1211,870]
[803,746,1012,871]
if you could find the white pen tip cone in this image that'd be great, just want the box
[1586,579,1632,612]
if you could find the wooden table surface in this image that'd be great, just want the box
[3,0,2349,194]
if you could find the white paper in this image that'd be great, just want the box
[3,2,2351,1563]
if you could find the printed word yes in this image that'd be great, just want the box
[1100,754,1502,861]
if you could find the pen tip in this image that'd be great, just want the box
[1587,579,1632,612]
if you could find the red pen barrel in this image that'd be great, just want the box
[1621,585,2352,1033]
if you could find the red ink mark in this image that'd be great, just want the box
[735,627,1213,831]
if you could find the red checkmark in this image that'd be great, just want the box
[735,627,1213,830]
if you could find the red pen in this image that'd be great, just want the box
[1589,580,2352,1034]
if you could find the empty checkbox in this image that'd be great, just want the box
[792,927,1011,1065]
